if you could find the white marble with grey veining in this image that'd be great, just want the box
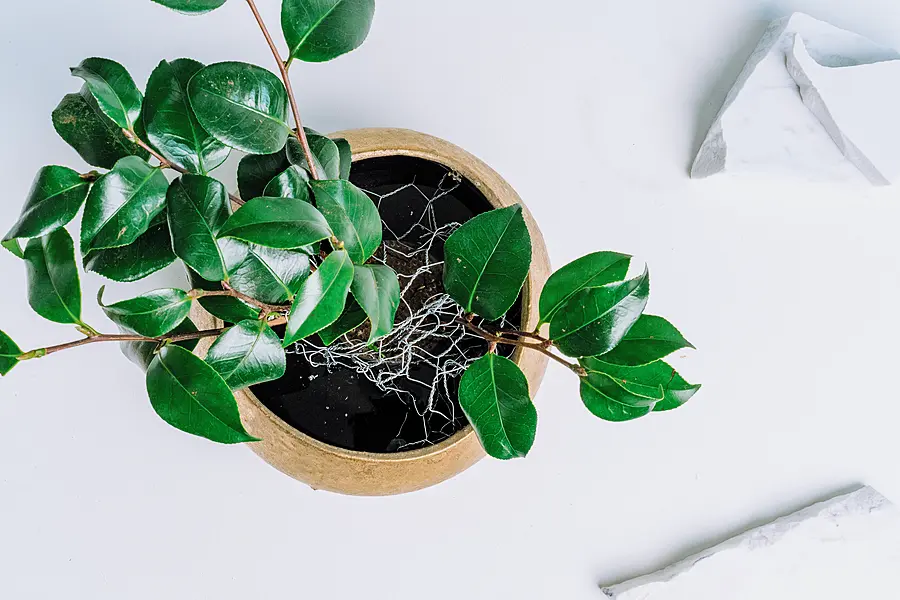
[601,487,900,599]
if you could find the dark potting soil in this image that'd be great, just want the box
[251,156,521,453]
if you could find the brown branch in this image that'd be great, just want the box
[18,328,228,361]
[244,0,320,180]
[197,285,289,315]
[462,320,587,377]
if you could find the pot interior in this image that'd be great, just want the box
[252,155,521,453]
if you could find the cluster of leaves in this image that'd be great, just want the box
[0,0,700,462]
[442,207,701,459]
[0,0,388,444]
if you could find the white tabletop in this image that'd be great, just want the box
[2,1,899,597]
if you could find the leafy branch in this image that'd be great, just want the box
[245,0,320,180]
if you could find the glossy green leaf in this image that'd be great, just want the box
[263,165,310,201]
[187,266,258,323]
[311,179,381,263]
[581,356,700,413]
[4,166,90,242]
[598,314,695,366]
[579,379,651,422]
[282,0,376,63]
[167,175,230,281]
[146,344,257,444]
[206,319,286,389]
[579,361,662,409]
[151,0,227,14]
[70,58,142,130]
[283,249,354,345]
[334,137,352,179]
[237,147,290,201]
[219,238,310,304]
[84,214,175,282]
[120,318,199,372]
[188,62,290,154]
[653,369,702,412]
[311,133,342,180]
[217,196,332,249]
[24,229,82,325]
[350,264,400,343]
[0,330,22,376]
[539,251,631,325]
[100,288,192,337]
[80,156,168,253]
[458,353,536,460]
[443,205,532,321]
[143,59,230,175]
[2,239,23,259]
[318,299,367,345]
[581,357,667,401]
[53,87,148,169]
[550,268,650,358]
[285,133,325,177]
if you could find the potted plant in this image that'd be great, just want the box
[0,0,700,495]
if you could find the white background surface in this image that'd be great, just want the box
[1,1,899,598]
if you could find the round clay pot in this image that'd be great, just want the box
[192,128,551,496]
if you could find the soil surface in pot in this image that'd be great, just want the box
[252,156,520,453]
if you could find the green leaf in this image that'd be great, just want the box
[84,215,176,282]
[151,0,228,14]
[350,264,400,343]
[283,249,354,345]
[579,360,662,409]
[579,379,651,422]
[23,229,82,325]
[53,87,149,169]
[309,134,342,180]
[311,179,381,263]
[205,319,286,389]
[282,0,376,63]
[120,318,200,372]
[539,251,631,325]
[2,239,24,259]
[80,156,168,253]
[100,287,192,337]
[550,268,650,358]
[0,330,23,376]
[581,356,700,413]
[263,165,311,201]
[219,238,311,304]
[443,205,532,321]
[581,357,666,399]
[317,298,367,345]
[598,314,695,366]
[167,175,230,281]
[4,166,90,242]
[70,58,142,130]
[188,62,290,154]
[237,148,291,201]
[334,137,352,179]
[143,59,230,175]
[653,369,702,412]
[458,353,536,460]
[217,196,332,249]
[146,344,257,444]
[187,267,259,323]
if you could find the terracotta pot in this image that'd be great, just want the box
[192,128,551,496]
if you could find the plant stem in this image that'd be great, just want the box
[193,285,289,315]
[462,320,587,377]
[244,0,320,180]
[17,328,228,361]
